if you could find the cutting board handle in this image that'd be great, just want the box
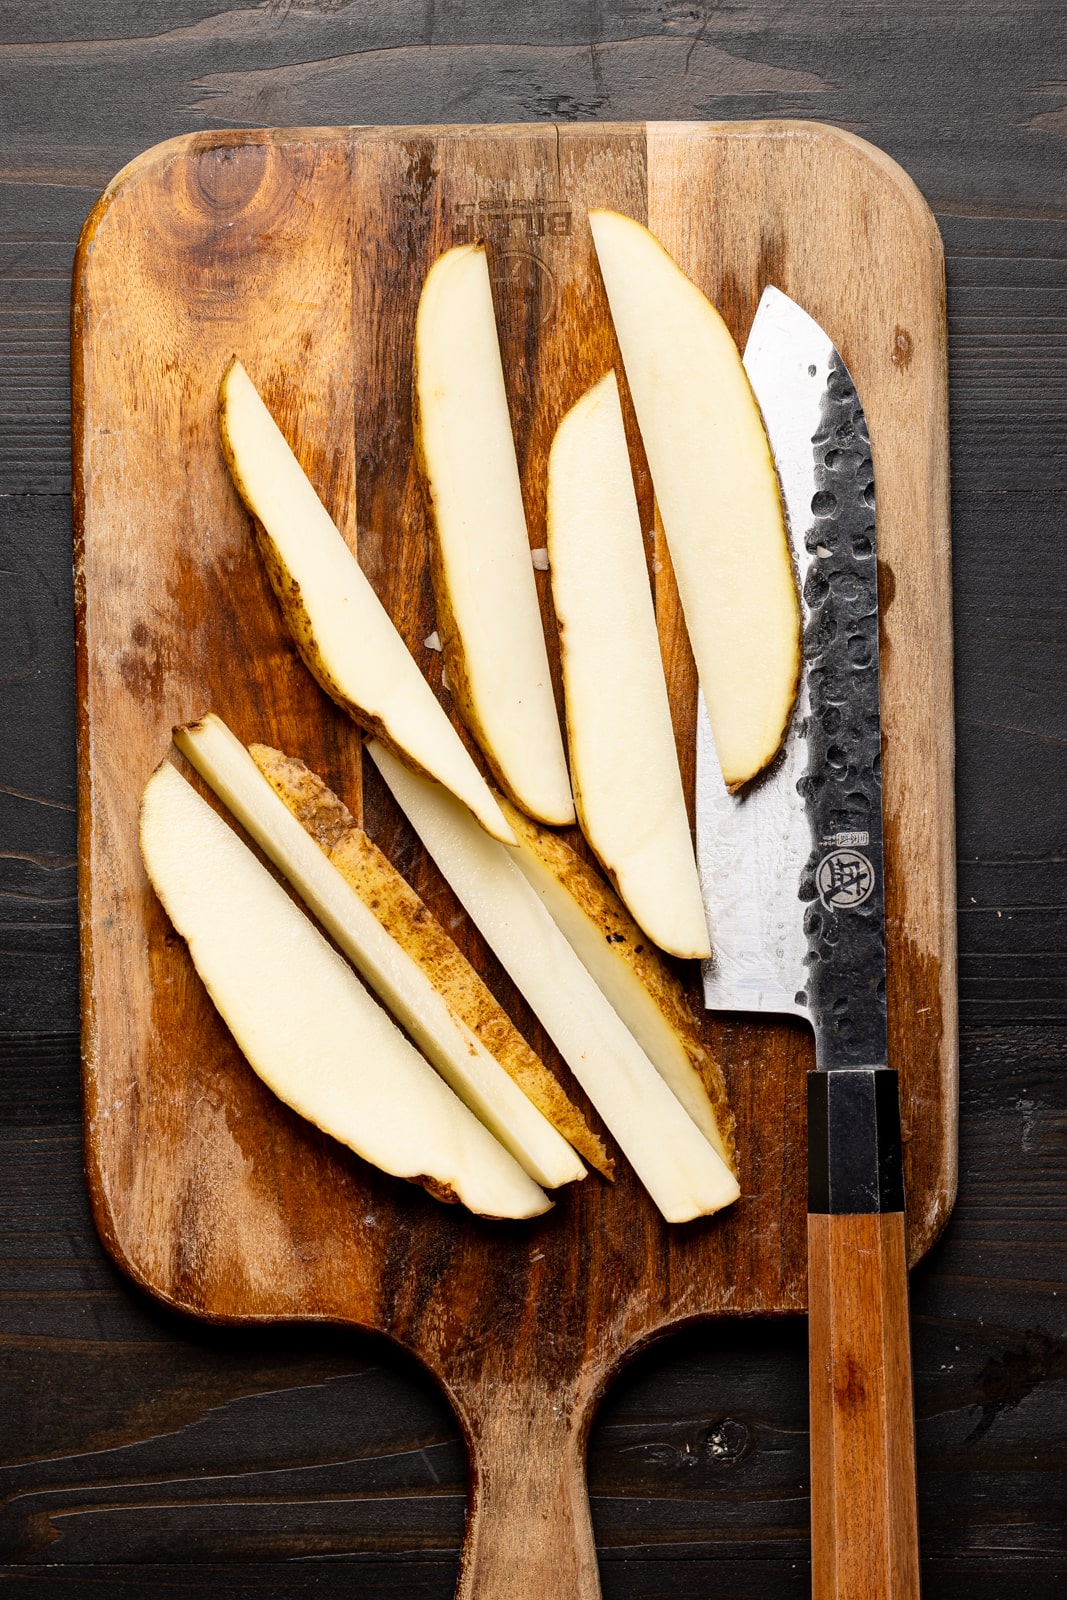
[807,1210,921,1599]
[454,1387,600,1600]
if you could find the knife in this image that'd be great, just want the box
[696,287,921,1599]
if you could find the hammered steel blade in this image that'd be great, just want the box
[697,286,887,1074]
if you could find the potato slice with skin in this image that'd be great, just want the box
[218,358,514,845]
[174,714,585,1192]
[368,739,741,1224]
[414,242,575,826]
[139,761,550,1220]
[589,209,801,791]
[547,370,710,959]
[499,798,735,1171]
[249,741,613,1179]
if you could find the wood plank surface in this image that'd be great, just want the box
[3,3,1066,1595]
[70,121,953,1596]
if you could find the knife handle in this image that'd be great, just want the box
[807,1070,921,1600]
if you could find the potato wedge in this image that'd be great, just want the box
[589,209,801,791]
[547,370,710,959]
[368,738,741,1224]
[499,798,735,1170]
[218,358,514,845]
[139,760,550,1219]
[250,741,613,1179]
[174,714,584,1191]
[413,243,575,825]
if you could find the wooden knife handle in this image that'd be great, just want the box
[807,1066,921,1600]
[808,1211,920,1599]
[455,1391,600,1600]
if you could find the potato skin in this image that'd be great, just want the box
[250,744,613,1178]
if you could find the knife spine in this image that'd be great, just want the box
[799,348,889,1072]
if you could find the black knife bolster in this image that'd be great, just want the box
[807,1067,905,1214]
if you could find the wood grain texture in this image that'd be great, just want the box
[0,1028,1064,1594]
[3,8,1064,1029]
[71,121,954,1598]
[1,2,1066,1591]
[456,1394,600,1600]
[808,1212,920,1600]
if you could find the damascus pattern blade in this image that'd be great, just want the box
[697,287,887,1074]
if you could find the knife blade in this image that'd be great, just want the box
[698,285,885,1052]
[697,284,906,1208]
[695,286,919,1599]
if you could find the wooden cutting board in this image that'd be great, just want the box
[73,121,955,1598]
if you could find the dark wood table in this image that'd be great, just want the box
[2,4,1064,1596]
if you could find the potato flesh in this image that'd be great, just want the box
[589,210,800,791]
[499,798,735,1169]
[219,359,514,845]
[173,714,585,1192]
[547,371,710,959]
[249,742,613,1179]
[139,762,550,1219]
[367,740,741,1223]
[414,244,574,825]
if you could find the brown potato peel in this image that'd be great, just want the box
[249,743,613,1179]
